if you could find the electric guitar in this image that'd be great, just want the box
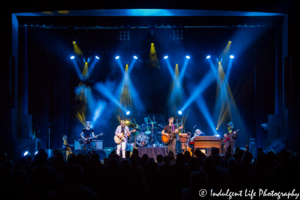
[81,133,103,144]
[222,129,239,143]
[114,129,136,144]
[161,126,183,144]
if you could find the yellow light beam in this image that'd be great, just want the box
[73,42,83,55]
[149,43,160,68]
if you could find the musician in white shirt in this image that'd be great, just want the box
[115,120,130,158]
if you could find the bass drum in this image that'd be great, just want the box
[135,133,149,146]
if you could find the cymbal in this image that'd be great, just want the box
[149,122,157,124]
[128,123,136,128]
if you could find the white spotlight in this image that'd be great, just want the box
[230,55,234,59]
[206,55,211,59]
[178,111,182,115]
[133,56,138,59]
[186,56,190,59]
[70,56,75,60]
[23,151,29,156]
[126,111,130,115]
[164,56,168,59]
[95,56,100,59]
[115,56,120,59]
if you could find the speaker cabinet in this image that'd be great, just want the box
[20,114,32,139]
[74,140,103,150]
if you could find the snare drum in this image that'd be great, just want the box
[135,133,149,146]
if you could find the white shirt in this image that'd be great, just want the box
[115,125,130,142]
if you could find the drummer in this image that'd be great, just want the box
[142,117,152,134]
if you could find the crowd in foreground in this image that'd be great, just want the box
[0,147,299,200]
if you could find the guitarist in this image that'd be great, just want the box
[115,120,130,159]
[223,121,237,156]
[161,117,179,154]
[80,121,98,149]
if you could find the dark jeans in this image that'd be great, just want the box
[168,139,176,154]
[224,138,235,156]
[190,144,195,157]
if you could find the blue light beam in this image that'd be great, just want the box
[179,58,190,81]
[94,82,127,112]
[71,59,84,80]
[194,94,218,135]
[128,57,138,74]
[181,71,214,112]
[116,59,125,74]
[88,57,100,75]
[164,58,175,77]
[225,58,234,81]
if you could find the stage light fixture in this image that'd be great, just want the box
[186,56,190,59]
[119,30,130,41]
[126,111,130,115]
[95,56,100,59]
[115,56,120,59]
[178,111,182,115]
[230,55,234,59]
[215,134,220,137]
[133,56,138,59]
[206,55,211,59]
[34,151,38,155]
[70,56,75,60]
[73,41,76,44]
[23,151,29,156]
[164,56,168,59]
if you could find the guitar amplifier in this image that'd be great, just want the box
[74,140,103,150]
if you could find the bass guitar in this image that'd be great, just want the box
[114,129,136,144]
[222,129,239,143]
[161,126,183,144]
[81,133,103,145]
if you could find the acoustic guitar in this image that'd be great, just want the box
[161,126,183,144]
[81,133,103,145]
[114,129,136,144]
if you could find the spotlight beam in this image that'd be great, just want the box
[128,57,137,74]
[181,71,214,112]
[225,58,234,82]
[92,100,107,126]
[179,59,189,81]
[165,58,175,77]
[71,59,84,80]
[94,83,126,112]
[88,58,99,75]
[116,59,125,74]
[208,59,219,79]
[194,94,218,135]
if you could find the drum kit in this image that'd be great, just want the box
[125,117,184,147]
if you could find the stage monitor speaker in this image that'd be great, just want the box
[20,114,32,139]
[268,114,280,139]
